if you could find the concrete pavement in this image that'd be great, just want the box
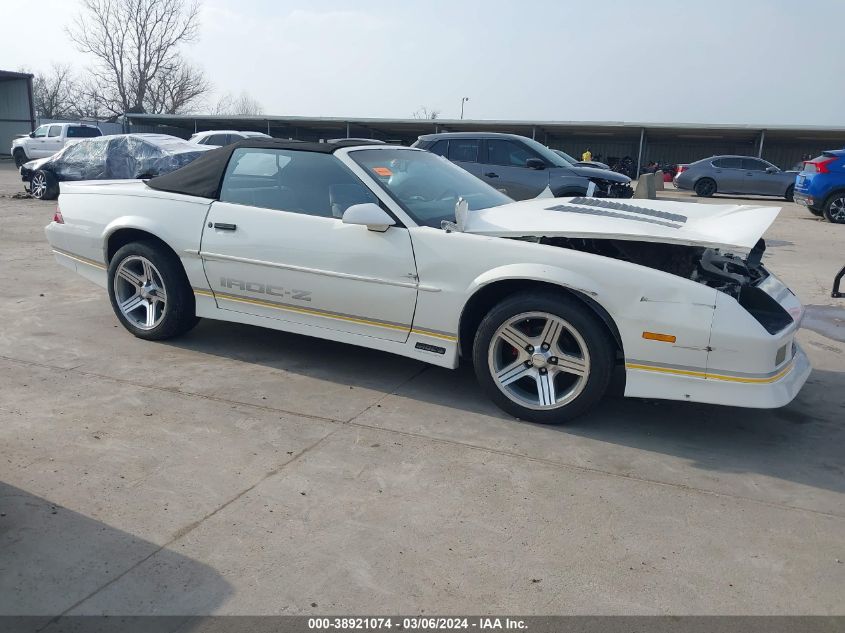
[0,162,843,615]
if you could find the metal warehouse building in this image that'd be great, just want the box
[0,70,35,156]
[122,113,845,172]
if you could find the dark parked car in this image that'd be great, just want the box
[21,133,212,200]
[793,149,845,223]
[412,132,633,200]
[673,155,796,200]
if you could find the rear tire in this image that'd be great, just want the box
[823,193,845,224]
[784,185,794,202]
[694,178,716,197]
[472,291,615,424]
[107,241,200,340]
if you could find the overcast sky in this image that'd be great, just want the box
[4,0,844,125]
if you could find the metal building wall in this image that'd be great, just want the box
[0,77,34,156]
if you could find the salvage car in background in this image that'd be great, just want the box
[189,130,271,147]
[21,134,212,200]
[11,123,102,166]
[413,132,633,199]
[793,149,845,223]
[44,139,809,423]
[674,155,796,200]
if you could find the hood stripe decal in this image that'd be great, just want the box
[545,204,683,229]
[566,197,688,223]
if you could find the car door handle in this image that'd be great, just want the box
[211,222,237,231]
[484,172,499,178]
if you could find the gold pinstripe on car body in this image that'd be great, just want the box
[52,248,106,271]
[625,358,795,384]
[194,288,457,341]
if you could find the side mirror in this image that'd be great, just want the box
[29,132,35,138]
[526,158,546,170]
[342,203,395,232]
[765,166,778,174]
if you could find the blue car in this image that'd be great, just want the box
[793,149,845,223]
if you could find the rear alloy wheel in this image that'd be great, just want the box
[30,170,58,200]
[823,193,845,224]
[108,241,199,340]
[473,292,615,424]
[694,178,716,197]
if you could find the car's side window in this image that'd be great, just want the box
[205,134,228,146]
[741,158,767,171]
[427,140,448,157]
[32,125,49,138]
[713,157,742,169]
[447,139,480,163]
[220,147,376,218]
[48,125,63,138]
[485,139,536,167]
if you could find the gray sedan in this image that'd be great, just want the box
[674,155,796,200]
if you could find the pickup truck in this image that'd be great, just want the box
[11,123,102,167]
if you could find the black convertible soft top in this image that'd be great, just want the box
[146,138,381,200]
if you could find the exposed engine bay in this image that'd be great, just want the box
[537,236,769,298]
[536,236,793,333]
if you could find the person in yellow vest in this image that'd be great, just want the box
[581,148,592,162]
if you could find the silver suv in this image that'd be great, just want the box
[412,132,633,200]
[674,155,796,200]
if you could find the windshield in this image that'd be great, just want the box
[348,148,512,228]
[517,137,571,167]
[552,149,578,165]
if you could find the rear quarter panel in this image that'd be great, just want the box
[48,182,213,290]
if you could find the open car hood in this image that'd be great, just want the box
[461,197,780,250]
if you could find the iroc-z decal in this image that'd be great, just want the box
[220,278,312,302]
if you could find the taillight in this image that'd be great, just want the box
[53,205,64,224]
[805,157,836,174]
[676,165,687,175]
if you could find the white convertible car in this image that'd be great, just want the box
[45,139,810,423]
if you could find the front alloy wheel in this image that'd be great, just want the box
[473,292,615,424]
[113,255,168,330]
[30,171,49,199]
[488,312,590,410]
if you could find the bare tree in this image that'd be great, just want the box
[68,0,210,114]
[412,106,440,120]
[211,91,264,116]
[145,63,211,114]
[32,64,80,119]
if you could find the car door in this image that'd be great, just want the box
[480,138,550,200]
[200,146,418,342]
[741,158,782,195]
[710,157,744,193]
[28,125,51,158]
[43,125,65,156]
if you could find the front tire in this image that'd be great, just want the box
[472,292,615,424]
[823,193,845,224]
[107,241,199,340]
[30,170,58,200]
[694,178,716,197]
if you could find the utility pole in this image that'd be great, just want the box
[460,97,469,120]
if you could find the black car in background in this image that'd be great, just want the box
[412,132,633,200]
[21,133,212,200]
